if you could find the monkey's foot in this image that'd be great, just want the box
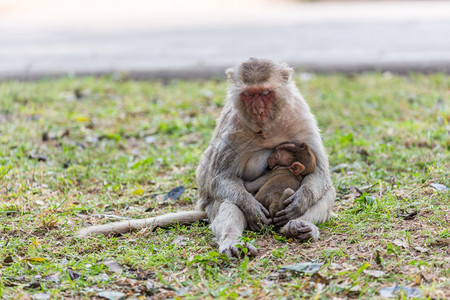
[218,240,258,258]
[279,220,319,241]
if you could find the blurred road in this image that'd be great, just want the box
[1,0,449,80]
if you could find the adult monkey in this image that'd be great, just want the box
[78,58,335,257]
[196,58,335,256]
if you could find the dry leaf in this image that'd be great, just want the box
[20,257,47,263]
[364,269,386,278]
[413,246,429,253]
[104,259,123,274]
[392,239,409,248]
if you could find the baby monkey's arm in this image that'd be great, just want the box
[244,173,273,194]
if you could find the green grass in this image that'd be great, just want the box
[0,73,448,299]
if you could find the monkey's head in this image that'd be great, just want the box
[267,142,316,177]
[226,58,294,129]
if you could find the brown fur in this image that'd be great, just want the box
[245,142,316,218]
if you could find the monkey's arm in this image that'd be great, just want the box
[211,175,272,231]
[244,173,272,194]
[197,136,272,231]
[274,140,334,226]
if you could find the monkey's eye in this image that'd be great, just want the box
[260,90,271,96]
[242,91,253,97]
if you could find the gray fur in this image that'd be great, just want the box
[197,58,335,255]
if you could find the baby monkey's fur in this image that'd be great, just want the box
[245,142,316,219]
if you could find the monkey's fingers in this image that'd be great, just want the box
[231,246,240,257]
[283,195,295,206]
[223,249,233,258]
[249,220,264,232]
[255,207,272,225]
[260,205,271,218]
[259,215,272,226]
[274,207,290,218]
[273,208,295,226]
[245,243,258,256]
[273,215,290,226]
[296,233,314,241]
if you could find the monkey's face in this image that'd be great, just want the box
[267,149,295,169]
[227,58,293,128]
[240,88,274,124]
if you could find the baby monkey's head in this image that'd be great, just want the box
[267,142,316,176]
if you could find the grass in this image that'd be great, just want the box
[0,72,448,299]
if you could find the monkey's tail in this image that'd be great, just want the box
[77,211,207,238]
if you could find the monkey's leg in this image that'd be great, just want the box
[207,201,257,257]
[272,188,295,216]
[280,188,295,203]
[279,186,335,241]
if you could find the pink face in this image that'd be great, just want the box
[240,88,274,123]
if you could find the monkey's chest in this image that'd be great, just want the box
[240,150,272,181]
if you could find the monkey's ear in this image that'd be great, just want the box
[280,65,293,82]
[289,162,305,176]
[225,68,234,81]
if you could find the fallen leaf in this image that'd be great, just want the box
[85,136,99,144]
[413,246,429,253]
[177,287,190,296]
[364,269,386,278]
[104,259,123,274]
[75,116,91,123]
[21,257,47,263]
[347,285,362,296]
[67,267,81,280]
[392,239,409,248]
[144,135,157,144]
[331,163,350,172]
[379,286,422,298]
[97,290,126,300]
[238,288,253,297]
[396,209,418,220]
[26,281,41,289]
[430,183,449,192]
[132,188,144,196]
[28,154,48,162]
[3,255,13,264]
[127,268,155,280]
[33,293,51,300]
[430,238,449,247]
[343,187,362,200]
[173,236,189,247]
[311,272,329,285]
[164,186,186,201]
[279,262,323,275]
[95,273,110,282]
[375,250,383,265]
[93,214,132,220]
[43,273,60,283]
[329,263,343,270]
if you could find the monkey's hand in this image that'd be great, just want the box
[273,170,333,226]
[273,191,306,226]
[243,198,272,231]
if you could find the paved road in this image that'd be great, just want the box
[1,0,449,80]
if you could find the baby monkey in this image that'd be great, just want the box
[245,142,316,219]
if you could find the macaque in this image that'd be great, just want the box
[78,58,335,258]
[244,142,316,219]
